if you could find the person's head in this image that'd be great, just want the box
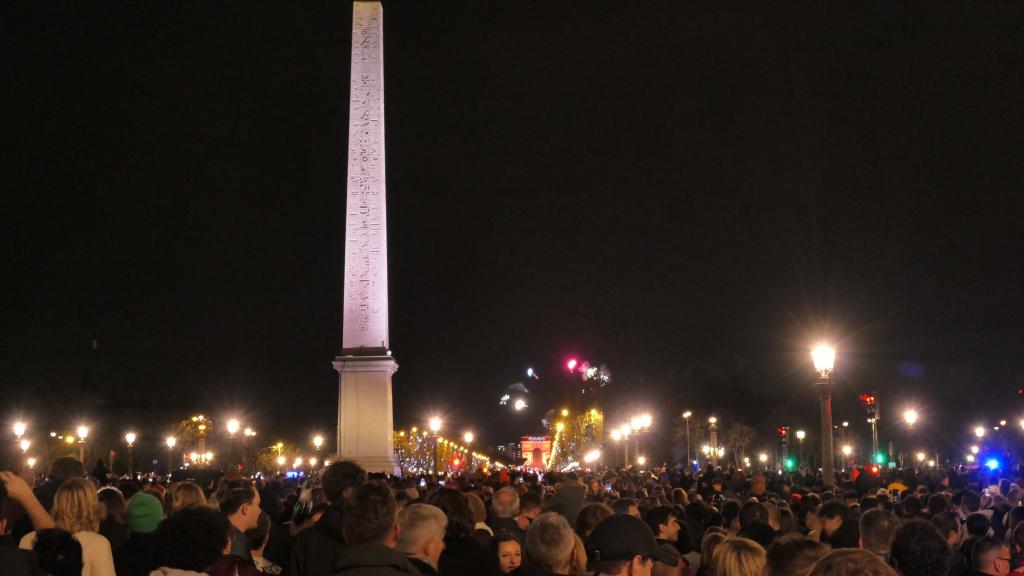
[777,507,799,535]
[321,460,366,503]
[738,501,769,531]
[613,497,641,517]
[961,490,982,514]
[526,512,575,574]
[97,486,127,524]
[587,514,678,576]
[170,481,207,514]
[576,502,614,541]
[965,512,992,538]
[808,548,896,576]
[764,533,828,576]
[220,485,261,531]
[126,491,165,534]
[711,537,766,576]
[972,537,1012,576]
[699,531,728,576]
[465,492,487,525]
[244,512,272,555]
[816,500,849,536]
[52,478,101,533]
[493,486,520,519]
[495,534,523,574]
[927,493,950,516]
[48,458,86,485]
[644,506,680,541]
[154,506,229,572]
[32,528,83,576]
[396,503,447,568]
[890,519,950,576]
[930,511,961,548]
[519,491,542,518]
[343,481,399,546]
[858,509,899,556]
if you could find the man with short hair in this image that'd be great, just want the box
[514,491,542,538]
[335,482,417,575]
[818,500,859,549]
[969,537,1011,576]
[220,484,261,562]
[891,519,952,576]
[644,506,681,546]
[489,486,520,535]
[614,498,641,517]
[736,501,776,548]
[587,514,678,576]
[290,460,366,576]
[395,504,447,575]
[859,509,899,560]
[525,512,576,576]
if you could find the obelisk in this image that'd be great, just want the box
[333,0,399,474]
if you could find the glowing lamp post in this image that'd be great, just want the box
[313,435,324,451]
[227,419,240,436]
[682,411,693,465]
[812,343,836,488]
[13,422,26,439]
[76,425,89,463]
[165,436,177,475]
[903,410,918,429]
[125,433,137,476]
[974,426,986,439]
[708,416,719,467]
[429,417,443,476]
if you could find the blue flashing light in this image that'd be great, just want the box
[985,458,1000,471]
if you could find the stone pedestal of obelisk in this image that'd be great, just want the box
[334,0,399,475]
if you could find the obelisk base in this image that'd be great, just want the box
[333,354,399,475]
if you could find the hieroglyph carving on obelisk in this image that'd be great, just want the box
[344,0,389,351]
[334,0,398,474]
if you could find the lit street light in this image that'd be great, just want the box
[76,425,89,462]
[841,445,853,456]
[12,422,26,439]
[463,431,474,444]
[227,419,240,436]
[26,457,36,469]
[313,435,324,450]
[513,399,527,411]
[970,445,980,454]
[974,426,986,439]
[165,436,177,475]
[637,456,646,466]
[916,451,926,463]
[903,410,918,428]
[125,432,137,476]
[682,411,693,464]
[708,416,719,467]
[811,343,837,488]
[19,439,30,453]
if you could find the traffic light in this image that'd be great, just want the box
[869,464,881,475]
[784,457,795,470]
[450,455,462,469]
[874,453,887,465]
[860,393,878,418]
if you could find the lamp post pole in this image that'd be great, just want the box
[812,344,836,489]
[683,412,692,466]
[708,417,719,467]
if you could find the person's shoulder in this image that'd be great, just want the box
[75,530,114,549]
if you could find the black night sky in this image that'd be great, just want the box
[3,1,1024,462]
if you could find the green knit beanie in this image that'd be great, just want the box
[126,492,164,534]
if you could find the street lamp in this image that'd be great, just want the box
[165,436,177,474]
[811,343,836,488]
[19,439,30,453]
[76,425,89,463]
[903,410,918,428]
[463,431,474,444]
[313,435,324,450]
[796,430,806,468]
[12,422,26,439]
[227,419,240,436]
[428,417,443,476]
[125,432,137,476]
[682,411,693,465]
[841,445,853,456]
[637,456,646,466]
[708,416,719,467]
[974,426,986,439]
[26,457,36,469]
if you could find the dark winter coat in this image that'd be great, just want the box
[333,543,418,576]
[290,504,346,576]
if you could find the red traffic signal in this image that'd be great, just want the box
[450,456,462,469]
[859,393,877,406]
[776,427,788,437]
[869,464,881,475]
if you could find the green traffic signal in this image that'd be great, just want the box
[875,453,886,464]
[784,457,795,470]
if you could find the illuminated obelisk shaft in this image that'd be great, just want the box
[333,0,398,474]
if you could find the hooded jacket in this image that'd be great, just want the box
[333,543,418,575]
[290,503,346,576]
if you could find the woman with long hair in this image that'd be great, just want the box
[97,487,130,549]
[20,478,116,576]
[169,481,208,515]
[428,487,502,576]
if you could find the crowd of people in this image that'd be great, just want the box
[4,455,1024,576]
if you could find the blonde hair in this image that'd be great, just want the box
[808,549,897,576]
[170,481,208,514]
[52,478,101,533]
[570,533,587,575]
[711,537,766,576]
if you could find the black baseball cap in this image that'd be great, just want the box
[587,513,678,566]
